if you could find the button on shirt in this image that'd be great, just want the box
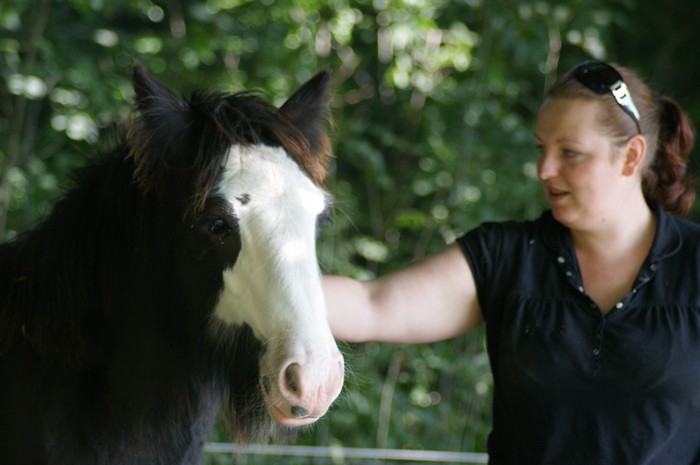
[457,206,700,465]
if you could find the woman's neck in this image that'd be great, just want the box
[571,195,656,261]
[570,195,657,313]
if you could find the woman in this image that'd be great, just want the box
[323,61,698,464]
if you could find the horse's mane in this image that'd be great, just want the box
[0,143,144,365]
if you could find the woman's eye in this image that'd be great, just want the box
[562,149,578,158]
[209,218,229,235]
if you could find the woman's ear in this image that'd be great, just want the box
[621,134,647,176]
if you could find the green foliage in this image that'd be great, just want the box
[2,0,699,457]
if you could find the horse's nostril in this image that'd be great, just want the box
[290,405,309,418]
[285,364,300,393]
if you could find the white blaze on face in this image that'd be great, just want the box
[213,144,327,332]
[212,144,343,426]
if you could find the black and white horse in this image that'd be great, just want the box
[0,64,343,464]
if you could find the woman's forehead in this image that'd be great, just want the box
[536,98,604,139]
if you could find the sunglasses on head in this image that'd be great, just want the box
[573,60,642,134]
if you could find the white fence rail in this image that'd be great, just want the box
[205,443,489,464]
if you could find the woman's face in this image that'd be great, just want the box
[535,97,630,231]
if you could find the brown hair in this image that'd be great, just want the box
[546,63,696,216]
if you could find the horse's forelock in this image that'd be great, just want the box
[191,92,330,208]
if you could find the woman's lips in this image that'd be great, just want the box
[545,186,568,202]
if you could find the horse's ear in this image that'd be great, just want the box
[129,63,194,192]
[279,70,332,159]
[132,62,190,126]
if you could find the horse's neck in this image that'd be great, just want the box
[0,159,138,365]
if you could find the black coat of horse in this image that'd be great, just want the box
[0,64,343,464]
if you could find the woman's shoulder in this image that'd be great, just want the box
[670,214,700,234]
[661,210,700,243]
[456,211,560,264]
[655,209,700,261]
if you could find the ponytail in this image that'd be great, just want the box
[643,96,696,217]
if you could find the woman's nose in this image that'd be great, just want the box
[537,152,557,181]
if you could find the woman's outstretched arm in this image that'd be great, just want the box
[323,243,483,344]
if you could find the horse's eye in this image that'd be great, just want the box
[209,218,229,235]
[316,208,332,234]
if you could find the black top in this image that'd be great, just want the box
[458,207,700,465]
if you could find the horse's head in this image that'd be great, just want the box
[127,64,343,430]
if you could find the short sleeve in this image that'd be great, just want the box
[456,221,521,321]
